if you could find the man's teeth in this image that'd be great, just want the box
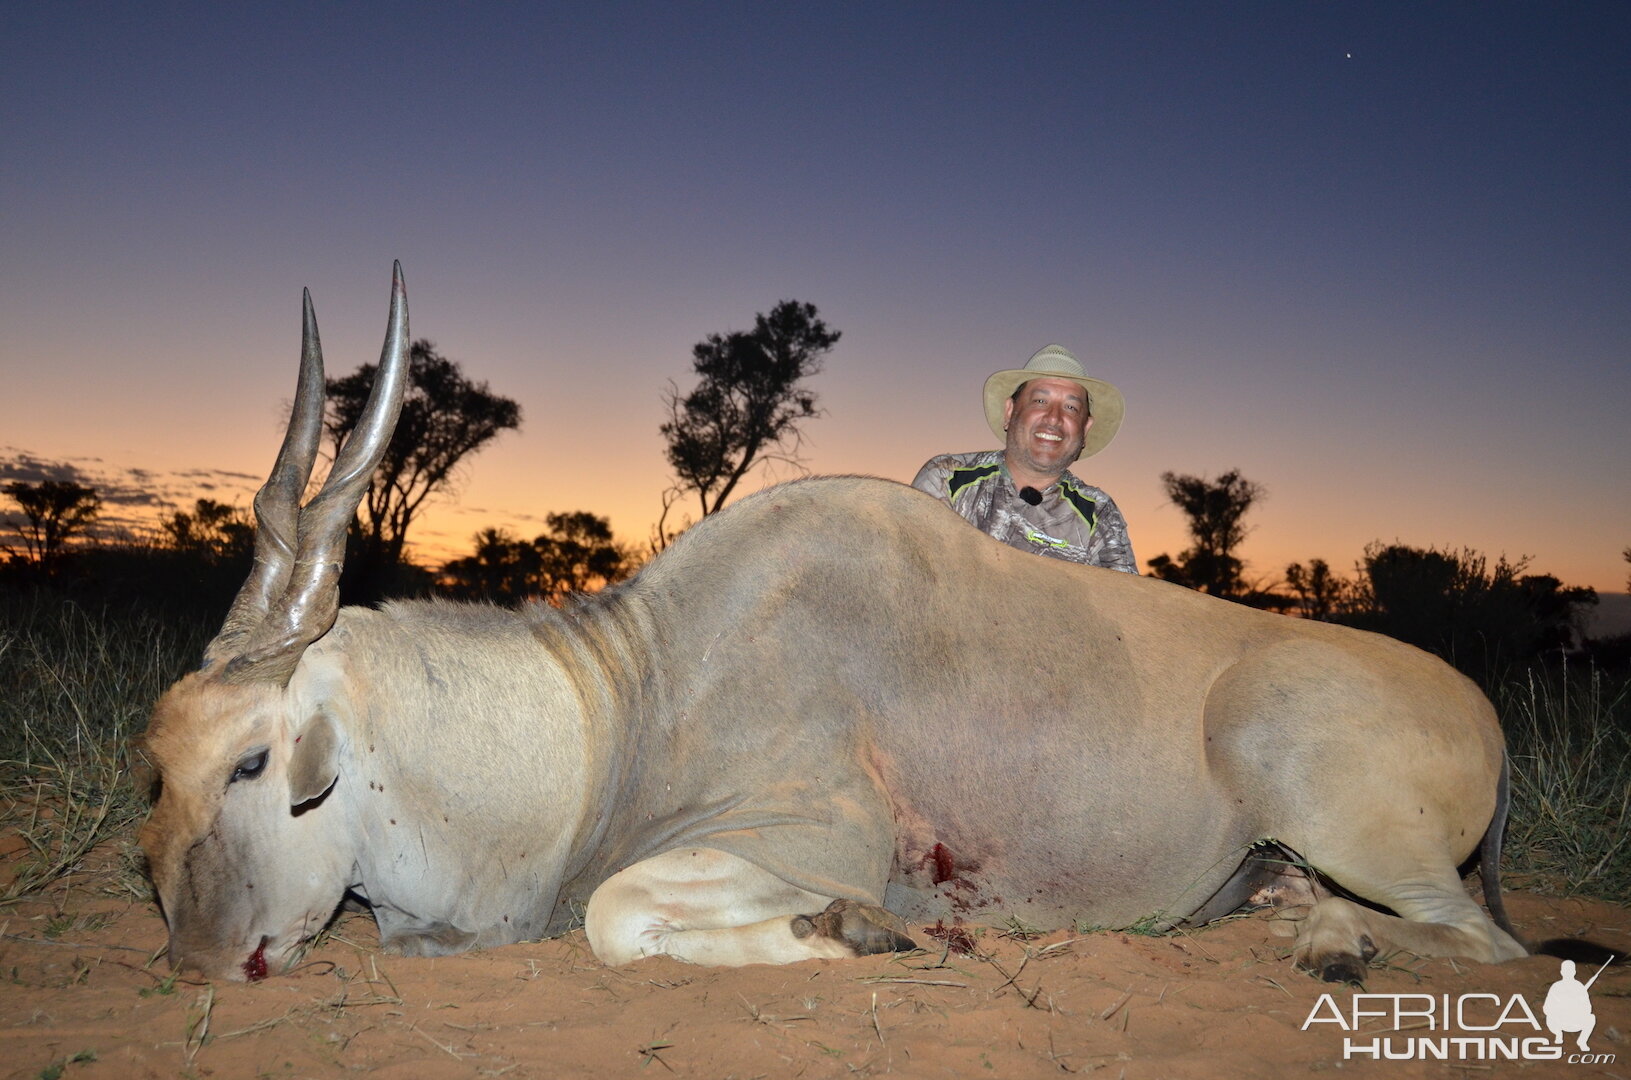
[1037,432,1062,441]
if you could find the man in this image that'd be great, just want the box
[912,345,1136,572]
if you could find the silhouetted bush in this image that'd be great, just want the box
[0,543,250,627]
[1339,543,1596,689]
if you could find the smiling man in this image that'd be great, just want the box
[911,345,1136,572]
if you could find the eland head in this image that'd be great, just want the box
[138,264,409,980]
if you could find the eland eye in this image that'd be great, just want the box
[231,749,269,783]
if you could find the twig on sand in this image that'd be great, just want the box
[1098,989,1133,1021]
[857,975,969,987]
[0,931,151,955]
[738,994,810,1026]
[183,984,214,1066]
[368,954,403,1003]
[408,1020,466,1060]
[1170,926,1220,964]
[985,952,1030,993]
[212,1009,300,1041]
[637,1040,676,1071]
[1252,974,1292,997]
[1031,937,1081,960]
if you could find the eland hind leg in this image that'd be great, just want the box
[1283,738,1523,980]
[584,847,914,967]
[1288,838,1525,983]
[1200,636,1521,980]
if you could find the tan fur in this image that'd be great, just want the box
[141,475,1523,982]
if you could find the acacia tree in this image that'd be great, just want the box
[441,512,635,605]
[533,511,635,601]
[439,527,538,604]
[2,479,101,571]
[326,339,521,576]
[1145,469,1265,599]
[161,498,253,564]
[655,300,839,549]
[1284,558,1349,621]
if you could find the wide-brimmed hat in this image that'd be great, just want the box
[982,345,1125,458]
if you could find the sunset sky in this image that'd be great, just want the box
[4,3,1628,596]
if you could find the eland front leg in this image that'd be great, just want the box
[584,847,914,966]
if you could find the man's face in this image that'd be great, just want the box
[1002,377,1092,481]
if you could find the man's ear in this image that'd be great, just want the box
[1002,397,1016,431]
[289,712,340,806]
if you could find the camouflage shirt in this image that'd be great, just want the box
[911,450,1138,573]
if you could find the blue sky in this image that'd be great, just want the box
[4,2,1628,592]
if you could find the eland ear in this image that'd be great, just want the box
[289,712,341,807]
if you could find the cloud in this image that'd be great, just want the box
[1,451,623,566]
[445,504,547,526]
[0,451,95,486]
[1,447,262,545]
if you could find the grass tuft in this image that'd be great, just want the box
[1497,662,1631,902]
[0,591,209,904]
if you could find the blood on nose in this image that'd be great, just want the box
[243,936,269,981]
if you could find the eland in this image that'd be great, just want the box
[142,265,1559,985]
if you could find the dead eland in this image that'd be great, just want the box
[141,264,1568,986]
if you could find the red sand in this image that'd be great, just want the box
[2,839,1626,1079]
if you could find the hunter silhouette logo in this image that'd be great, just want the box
[1302,954,1618,1064]
[1545,958,1609,1052]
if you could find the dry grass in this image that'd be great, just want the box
[1498,662,1631,902]
[0,591,207,906]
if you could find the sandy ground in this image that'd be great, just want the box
[2,837,1628,1080]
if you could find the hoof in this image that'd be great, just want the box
[1314,954,1369,985]
[791,899,916,956]
[1304,937,1377,986]
[381,922,478,957]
